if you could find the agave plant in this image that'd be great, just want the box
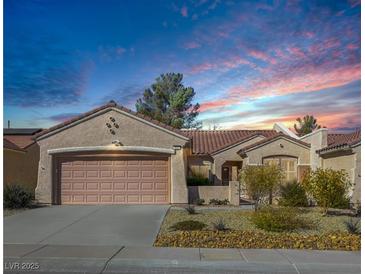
[344,218,360,235]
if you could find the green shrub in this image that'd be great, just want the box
[4,185,34,209]
[240,165,283,209]
[187,172,211,186]
[250,206,312,232]
[170,220,207,231]
[278,181,308,207]
[209,198,229,205]
[302,168,351,213]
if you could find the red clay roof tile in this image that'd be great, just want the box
[184,129,278,154]
[3,138,25,152]
[4,135,35,149]
[319,130,361,152]
[237,132,310,155]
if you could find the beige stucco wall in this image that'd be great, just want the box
[212,136,266,184]
[4,143,40,194]
[187,155,213,179]
[244,138,310,165]
[188,185,229,204]
[300,129,328,169]
[188,181,240,205]
[353,144,361,203]
[322,145,361,203]
[36,108,189,204]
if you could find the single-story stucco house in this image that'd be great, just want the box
[31,101,361,205]
[4,128,42,193]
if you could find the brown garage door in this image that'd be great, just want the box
[59,156,169,204]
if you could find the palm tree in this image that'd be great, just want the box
[294,115,321,136]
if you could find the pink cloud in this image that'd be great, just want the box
[200,63,360,111]
[230,111,360,130]
[183,41,201,49]
[189,55,254,75]
[241,64,361,98]
[322,38,341,49]
[190,62,217,74]
[199,99,237,112]
[221,56,251,69]
[248,50,277,64]
[274,49,287,59]
[181,6,188,17]
[287,46,306,58]
[303,31,315,38]
[347,43,359,50]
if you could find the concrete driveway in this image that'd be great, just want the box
[4,205,169,246]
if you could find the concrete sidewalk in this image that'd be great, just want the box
[4,244,360,273]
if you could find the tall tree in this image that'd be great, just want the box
[294,115,321,136]
[135,73,201,129]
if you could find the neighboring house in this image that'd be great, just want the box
[32,101,361,205]
[317,131,361,204]
[4,128,42,193]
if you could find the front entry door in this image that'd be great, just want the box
[222,166,230,185]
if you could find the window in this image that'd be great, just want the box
[263,157,297,182]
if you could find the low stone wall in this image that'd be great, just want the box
[188,181,240,206]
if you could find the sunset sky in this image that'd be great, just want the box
[4,0,360,132]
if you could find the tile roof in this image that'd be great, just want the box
[4,128,42,148]
[4,128,42,135]
[318,130,361,153]
[184,129,278,154]
[34,101,189,140]
[3,138,25,152]
[237,132,311,155]
[4,135,36,149]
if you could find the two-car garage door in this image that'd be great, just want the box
[59,156,169,204]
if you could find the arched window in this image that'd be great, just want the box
[263,156,298,182]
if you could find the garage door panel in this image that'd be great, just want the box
[113,170,126,177]
[113,182,126,190]
[127,182,139,190]
[100,182,113,190]
[141,195,154,203]
[86,182,99,190]
[86,195,98,203]
[60,157,169,204]
[141,182,153,190]
[86,170,99,178]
